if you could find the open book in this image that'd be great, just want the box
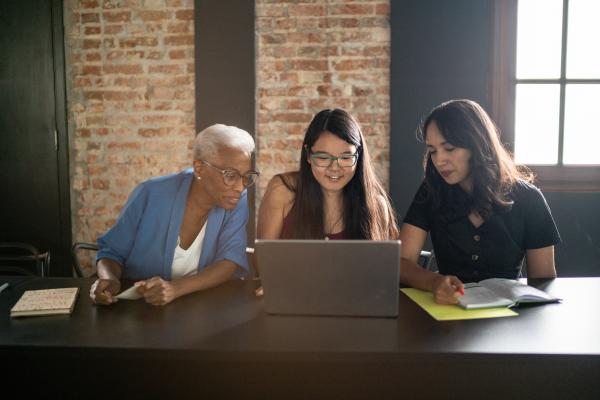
[10,287,80,317]
[458,278,561,310]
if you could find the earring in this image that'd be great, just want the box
[196,174,202,180]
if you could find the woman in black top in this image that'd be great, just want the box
[400,99,560,304]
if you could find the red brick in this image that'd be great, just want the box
[353,86,375,97]
[82,65,102,75]
[81,0,99,8]
[120,37,159,48]
[288,5,325,17]
[83,39,101,49]
[94,128,110,136]
[138,128,169,137]
[330,4,374,16]
[139,10,170,21]
[291,60,328,71]
[107,51,124,60]
[375,3,390,15]
[85,52,101,61]
[148,64,182,74]
[84,26,101,35]
[273,18,296,29]
[261,34,287,45]
[273,112,312,123]
[107,142,142,150]
[105,24,124,34]
[92,179,110,190]
[76,129,91,138]
[103,64,143,74]
[332,59,373,71]
[169,49,186,59]
[256,4,287,18]
[103,11,131,23]
[167,22,191,34]
[288,32,324,44]
[81,13,100,23]
[164,35,194,46]
[175,10,194,20]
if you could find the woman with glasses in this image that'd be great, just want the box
[400,99,560,304]
[90,124,259,306]
[258,108,398,243]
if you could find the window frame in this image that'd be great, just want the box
[491,0,600,192]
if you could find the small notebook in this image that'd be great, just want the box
[10,287,80,317]
[458,278,561,310]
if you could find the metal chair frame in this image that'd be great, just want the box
[0,242,50,276]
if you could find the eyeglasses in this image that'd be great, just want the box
[200,160,260,188]
[309,151,359,168]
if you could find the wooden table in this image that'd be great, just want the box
[1,276,599,399]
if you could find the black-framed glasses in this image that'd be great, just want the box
[201,160,260,188]
[309,151,359,168]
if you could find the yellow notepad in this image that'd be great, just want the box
[401,288,517,321]
[10,287,80,318]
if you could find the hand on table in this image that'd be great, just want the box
[90,278,121,305]
[431,274,464,305]
[135,277,179,306]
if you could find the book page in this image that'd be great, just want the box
[458,283,515,309]
[479,279,557,303]
[116,285,143,300]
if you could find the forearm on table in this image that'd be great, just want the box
[400,257,440,292]
[96,258,123,281]
[174,260,238,297]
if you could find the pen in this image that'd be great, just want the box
[0,282,9,294]
[451,284,465,296]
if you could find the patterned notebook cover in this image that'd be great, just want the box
[10,287,80,317]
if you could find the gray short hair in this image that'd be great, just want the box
[193,124,255,160]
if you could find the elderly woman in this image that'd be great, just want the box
[90,124,259,306]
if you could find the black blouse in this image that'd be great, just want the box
[403,180,561,283]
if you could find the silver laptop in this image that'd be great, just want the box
[255,240,401,317]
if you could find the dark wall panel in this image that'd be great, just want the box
[390,0,493,217]
[195,0,256,240]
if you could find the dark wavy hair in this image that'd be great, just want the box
[418,99,533,219]
[280,109,399,240]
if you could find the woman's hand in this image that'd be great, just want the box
[90,278,121,305]
[431,274,464,304]
[255,286,264,297]
[136,277,180,306]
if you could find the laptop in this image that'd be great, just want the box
[255,240,401,317]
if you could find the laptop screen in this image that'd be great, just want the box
[255,240,401,317]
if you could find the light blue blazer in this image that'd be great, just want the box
[97,169,249,280]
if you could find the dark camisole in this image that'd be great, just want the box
[280,211,348,240]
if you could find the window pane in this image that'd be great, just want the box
[563,84,600,164]
[516,0,563,79]
[514,84,560,164]
[567,0,600,78]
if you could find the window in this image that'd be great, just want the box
[492,0,600,191]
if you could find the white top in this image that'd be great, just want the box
[171,222,207,280]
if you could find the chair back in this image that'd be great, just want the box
[71,242,99,277]
[419,250,436,271]
[0,242,49,276]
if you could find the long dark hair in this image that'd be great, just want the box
[418,99,533,219]
[281,109,398,240]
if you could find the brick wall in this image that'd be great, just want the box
[64,0,391,272]
[64,0,196,257]
[255,0,391,199]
